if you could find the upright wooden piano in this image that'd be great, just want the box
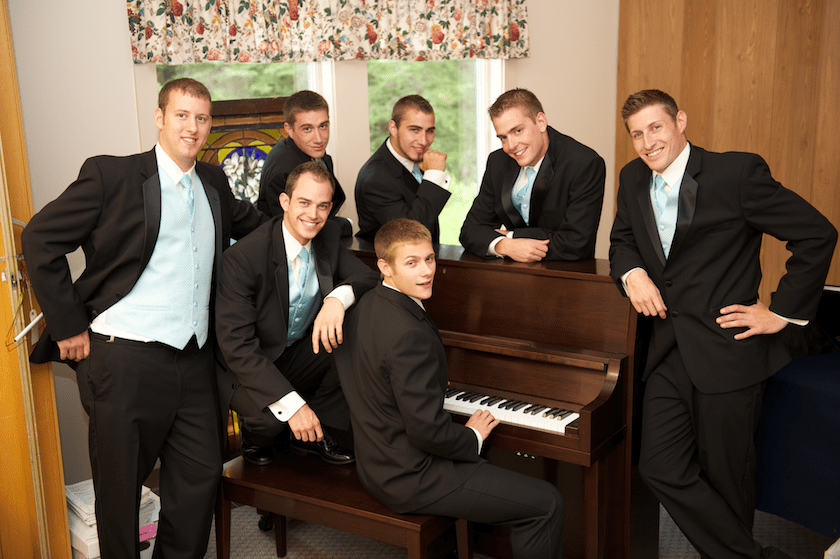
[349,240,658,559]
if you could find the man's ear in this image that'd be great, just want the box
[387,120,398,138]
[279,192,290,212]
[377,258,392,279]
[154,107,164,131]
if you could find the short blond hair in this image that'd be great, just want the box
[374,219,432,265]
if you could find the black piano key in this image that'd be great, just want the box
[486,397,503,406]
[511,402,529,412]
[499,400,517,409]
[479,396,496,405]
[468,393,486,403]
[544,408,561,418]
[445,389,461,398]
[523,404,539,413]
[558,410,573,419]
[456,391,475,401]
[530,406,547,415]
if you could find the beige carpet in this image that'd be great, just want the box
[198,504,834,559]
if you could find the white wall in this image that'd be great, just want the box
[507,0,620,259]
[9,0,620,481]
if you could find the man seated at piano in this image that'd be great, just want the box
[460,88,605,262]
[335,218,564,559]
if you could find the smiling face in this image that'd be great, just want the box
[279,171,333,245]
[388,109,435,163]
[378,241,436,301]
[155,90,211,172]
[492,106,549,168]
[626,104,688,173]
[285,108,330,159]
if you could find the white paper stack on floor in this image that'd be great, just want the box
[66,480,161,558]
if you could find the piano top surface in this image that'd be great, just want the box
[347,238,636,357]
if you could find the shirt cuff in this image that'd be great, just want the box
[268,391,306,422]
[423,169,451,191]
[488,231,515,257]
[468,426,484,453]
[620,267,645,292]
[773,312,808,327]
[326,284,355,310]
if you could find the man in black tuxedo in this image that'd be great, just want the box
[460,88,605,262]
[355,95,451,243]
[216,161,378,467]
[21,78,267,559]
[335,219,564,559]
[257,90,350,235]
[609,89,837,559]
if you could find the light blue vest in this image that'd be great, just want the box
[286,248,320,345]
[105,170,215,349]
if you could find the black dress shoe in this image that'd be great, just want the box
[241,441,274,466]
[289,431,355,465]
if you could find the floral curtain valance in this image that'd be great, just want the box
[128,0,529,64]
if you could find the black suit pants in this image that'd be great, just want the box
[412,463,564,559]
[77,334,221,559]
[638,346,791,559]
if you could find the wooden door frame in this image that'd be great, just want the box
[0,0,71,557]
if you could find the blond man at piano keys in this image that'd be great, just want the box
[335,218,564,559]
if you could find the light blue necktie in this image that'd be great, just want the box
[512,167,536,225]
[297,247,310,288]
[412,164,423,184]
[179,174,194,214]
[652,174,677,257]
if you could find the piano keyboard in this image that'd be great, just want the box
[443,389,580,434]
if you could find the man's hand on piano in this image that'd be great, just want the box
[625,269,668,319]
[465,409,500,440]
[495,237,550,262]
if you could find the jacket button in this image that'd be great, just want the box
[670,311,679,318]
[665,280,673,287]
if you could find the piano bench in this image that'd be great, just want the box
[214,454,472,559]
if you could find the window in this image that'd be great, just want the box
[367,59,502,245]
[157,62,309,100]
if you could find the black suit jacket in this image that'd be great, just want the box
[354,139,451,243]
[256,136,347,219]
[609,146,837,393]
[214,217,378,417]
[335,284,485,513]
[21,149,267,364]
[459,126,605,261]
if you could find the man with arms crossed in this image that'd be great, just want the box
[22,78,266,559]
[610,89,836,559]
[355,95,451,243]
[336,218,564,559]
[216,161,378,467]
[257,90,350,235]
[460,88,605,262]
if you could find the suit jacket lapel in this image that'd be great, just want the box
[196,163,224,277]
[670,172,698,258]
[377,283,440,341]
[500,165,526,227]
[634,172,667,267]
[529,153,555,224]
[312,235,334,298]
[272,221,290,332]
[140,151,161,275]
